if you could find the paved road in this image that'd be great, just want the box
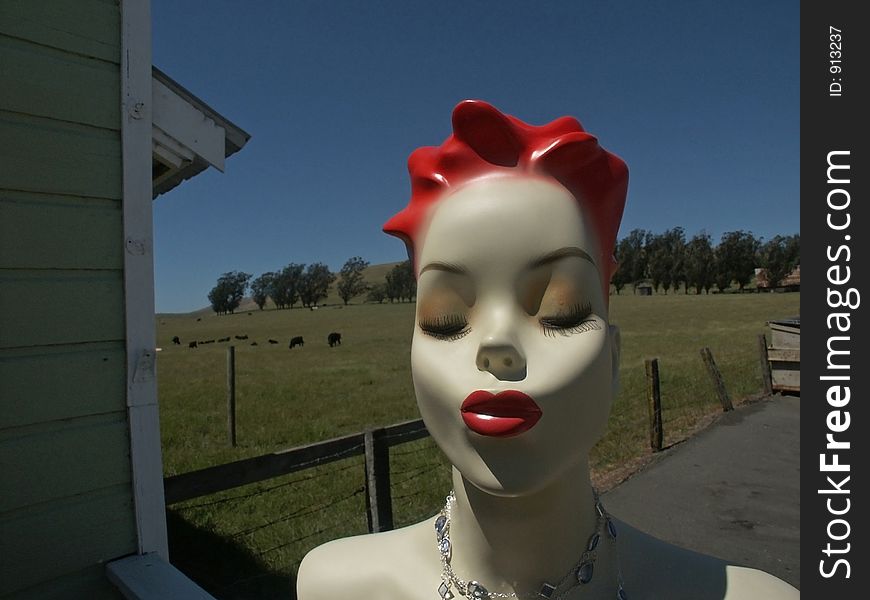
[603,394,800,589]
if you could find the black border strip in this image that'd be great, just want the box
[802,1,867,594]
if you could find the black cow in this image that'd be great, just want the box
[289,336,304,349]
[235,334,249,340]
[218,337,230,343]
[172,336,181,345]
[251,341,258,346]
[328,332,342,347]
[268,339,279,344]
[188,341,198,348]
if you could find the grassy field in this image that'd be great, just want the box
[157,290,799,598]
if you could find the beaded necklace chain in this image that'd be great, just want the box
[435,490,627,600]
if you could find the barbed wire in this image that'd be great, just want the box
[176,459,362,511]
[390,439,437,457]
[382,425,429,445]
[258,513,360,557]
[392,487,428,502]
[230,485,365,539]
[391,462,443,486]
[173,341,775,596]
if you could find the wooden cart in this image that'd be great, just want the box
[766,317,800,393]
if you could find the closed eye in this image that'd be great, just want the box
[419,314,471,341]
[539,301,599,337]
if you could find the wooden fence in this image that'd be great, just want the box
[166,342,777,531]
[164,418,429,532]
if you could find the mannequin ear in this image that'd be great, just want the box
[608,324,621,396]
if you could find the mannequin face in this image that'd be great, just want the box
[411,176,620,497]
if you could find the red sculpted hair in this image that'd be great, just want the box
[383,100,628,295]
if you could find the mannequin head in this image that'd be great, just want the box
[384,99,628,298]
[384,101,628,497]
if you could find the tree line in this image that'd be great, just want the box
[206,230,799,313]
[207,258,417,314]
[612,229,800,295]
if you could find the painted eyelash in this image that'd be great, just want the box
[539,301,599,337]
[419,314,471,341]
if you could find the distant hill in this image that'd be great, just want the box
[174,260,407,316]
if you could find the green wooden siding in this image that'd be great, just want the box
[0,0,137,597]
[0,112,122,199]
[0,342,126,430]
[0,271,126,349]
[0,486,134,597]
[0,34,120,130]
[0,413,131,513]
[0,0,120,63]
[0,191,123,271]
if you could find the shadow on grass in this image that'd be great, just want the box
[167,509,295,600]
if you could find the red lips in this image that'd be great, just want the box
[460,390,542,437]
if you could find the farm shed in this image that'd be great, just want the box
[0,1,248,598]
[636,283,653,296]
[766,317,800,393]
[755,266,801,291]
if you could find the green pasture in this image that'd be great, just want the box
[156,291,799,598]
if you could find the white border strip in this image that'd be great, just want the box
[121,0,168,559]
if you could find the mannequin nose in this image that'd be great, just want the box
[476,339,527,381]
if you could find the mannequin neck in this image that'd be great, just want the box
[447,461,607,595]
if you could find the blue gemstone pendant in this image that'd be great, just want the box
[438,581,454,599]
[587,532,600,551]
[435,515,448,540]
[576,560,594,584]
[467,581,488,599]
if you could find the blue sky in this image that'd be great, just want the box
[152,0,799,313]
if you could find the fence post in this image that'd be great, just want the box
[364,428,393,533]
[227,345,236,447]
[700,347,733,411]
[645,358,663,451]
[757,334,773,395]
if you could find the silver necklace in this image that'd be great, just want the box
[435,490,627,600]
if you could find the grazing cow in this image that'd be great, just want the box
[196,318,202,322]
[289,336,304,349]
[268,339,279,344]
[172,336,181,345]
[235,334,249,340]
[188,341,198,348]
[251,341,258,346]
[200,339,215,344]
[328,332,342,347]
[218,337,230,343]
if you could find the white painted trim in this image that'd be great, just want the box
[121,0,168,560]
[152,126,195,169]
[107,553,217,599]
[152,77,226,171]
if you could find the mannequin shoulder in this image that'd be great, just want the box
[296,519,438,600]
[723,566,799,599]
[296,534,377,599]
